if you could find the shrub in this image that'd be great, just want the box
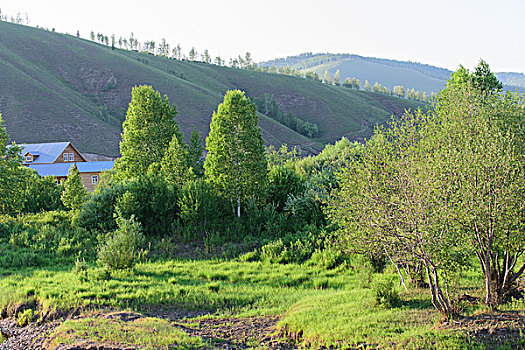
[177,178,230,240]
[307,247,344,269]
[260,239,288,263]
[17,308,33,327]
[115,175,178,236]
[267,166,305,212]
[77,175,178,237]
[97,214,145,270]
[238,251,259,262]
[22,172,65,213]
[242,200,288,240]
[372,278,401,308]
[74,182,126,233]
[0,211,97,268]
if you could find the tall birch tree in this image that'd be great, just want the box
[204,90,267,217]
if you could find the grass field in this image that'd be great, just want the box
[1,256,523,349]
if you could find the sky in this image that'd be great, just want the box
[1,0,524,73]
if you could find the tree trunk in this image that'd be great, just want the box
[237,196,241,217]
[425,262,453,317]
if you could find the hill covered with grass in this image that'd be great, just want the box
[264,53,525,96]
[0,22,426,156]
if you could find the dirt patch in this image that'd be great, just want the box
[440,311,525,349]
[0,309,291,350]
[0,318,62,350]
[171,316,291,349]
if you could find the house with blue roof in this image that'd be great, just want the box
[19,142,115,191]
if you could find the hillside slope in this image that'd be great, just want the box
[0,22,426,156]
[265,53,525,95]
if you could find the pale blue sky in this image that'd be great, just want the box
[2,0,524,72]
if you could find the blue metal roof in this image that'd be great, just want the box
[20,142,70,164]
[77,161,115,173]
[28,161,115,178]
[28,163,71,177]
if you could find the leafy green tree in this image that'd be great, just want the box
[160,134,191,186]
[364,80,371,91]
[114,85,181,180]
[23,172,64,213]
[343,77,353,88]
[333,69,341,86]
[204,90,268,217]
[189,47,197,61]
[202,49,211,64]
[267,166,305,212]
[0,112,27,215]
[187,127,204,177]
[61,164,87,211]
[393,85,405,98]
[328,111,465,317]
[434,63,525,306]
[323,70,333,85]
[158,38,169,57]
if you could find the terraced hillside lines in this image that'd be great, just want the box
[0,21,426,156]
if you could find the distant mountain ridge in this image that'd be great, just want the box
[0,21,426,156]
[263,53,525,94]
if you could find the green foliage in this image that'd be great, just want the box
[17,308,33,327]
[177,178,231,240]
[22,172,65,213]
[115,174,178,236]
[252,94,319,138]
[160,134,191,186]
[97,214,145,270]
[0,211,97,268]
[293,137,363,177]
[372,278,401,308]
[327,110,464,316]
[60,164,87,211]
[76,175,178,236]
[0,112,27,215]
[434,62,525,305]
[267,166,305,212]
[115,85,181,179]
[187,127,204,177]
[307,246,345,270]
[205,90,268,217]
[74,182,126,233]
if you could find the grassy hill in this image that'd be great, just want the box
[265,53,525,96]
[0,22,426,156]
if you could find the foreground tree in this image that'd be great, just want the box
[434,62,525,306]
[114,85,181,180]
[329,61,525,312]
[204,90,267,217]
[328,110,465,317]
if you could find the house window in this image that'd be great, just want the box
[25,155,32,162]
[69,153,74,161]
[63,153,68,162]
[91,175,99,185]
